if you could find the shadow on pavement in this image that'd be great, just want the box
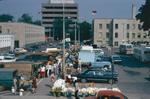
[145,77,150,81]
[123,69,141,76]
[121,55,150,67]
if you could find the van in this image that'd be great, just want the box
[119,44,133,55]
[0,68,17,89]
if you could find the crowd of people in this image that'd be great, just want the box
[11,44,81,96]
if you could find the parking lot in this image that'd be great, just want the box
[0,46,150,99]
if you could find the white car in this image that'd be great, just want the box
[111,55,122,63]
[90,61,112,70]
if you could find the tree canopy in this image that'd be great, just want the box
[79,21,92,42]
[136,0,150,31]
[53,18,75,40]
[53,19,92,42]
[18,13,33,24]
[0,14,14,22]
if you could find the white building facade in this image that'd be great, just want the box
[0,22,45,48]
[94,18,150,47]
[0,34,14,52]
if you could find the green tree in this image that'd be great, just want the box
[79,21,92,42]
[18,13,33,23]
[0,14,14,22]
[33,20,41,26]
[53,18,63,40]
[53,18,74,40]
[136,0,150,31]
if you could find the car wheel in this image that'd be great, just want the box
[114,80,118,83]
[81,79,87,83]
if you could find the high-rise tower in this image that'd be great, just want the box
[41,0,78,39]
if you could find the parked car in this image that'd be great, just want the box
[96,89,128,99]
[14,48,27,54]
[72,69,118,83]
[0,53,16,63]
[85,88,128,99]
[111,55,122,63]
[90,61,112,70]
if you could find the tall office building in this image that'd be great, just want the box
[41,0,78,40]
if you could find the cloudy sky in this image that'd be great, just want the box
[0,0,145,21]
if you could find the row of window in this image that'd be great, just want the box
[99,23,141,30]
[42,16,77,19]
[0,40,11,42]
[44,6,77,9]
[114,32,148,39]
[42,12,77,14]
[98,32,148,39]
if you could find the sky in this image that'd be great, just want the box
[0,0,145,22]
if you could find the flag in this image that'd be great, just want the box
[92,10,97,16]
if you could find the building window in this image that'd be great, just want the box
[132,33,135,38]
[143,33,147,38]
[115,32,118,38]
[137,33,141,38]
[7,29,10,34]
[99,24,102,29]
[106,32,109,38]
[114,41,118,46]
[115,24,118,29]
[127,24,130,29]
[98,32,102,38]
[132,24,136,30]
[106,24,110,29]
[138,24,142,30]
[127,32,129,38]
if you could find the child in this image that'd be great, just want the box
[11,86,16,95]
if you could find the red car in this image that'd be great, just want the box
[85,89,128,99]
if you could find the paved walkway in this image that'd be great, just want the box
[24,77,71,99]
[26,77,51,96]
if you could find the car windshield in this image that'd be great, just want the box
[126,45,132,48]
[113,56,120,60]
[98,96,121,99]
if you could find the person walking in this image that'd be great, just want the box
[50,72,56,83]
[46,61,52,77]
[75,88,80,99]
[40,66,46,78]
[32,76,37,93]
[13,77,17,94]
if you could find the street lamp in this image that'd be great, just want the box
[62,0,65,78]
[74,19,77,50]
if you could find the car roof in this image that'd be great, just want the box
[92,61,111,64]
[0,68,17,72]
[97,90,125,98]
[111,55,120,57]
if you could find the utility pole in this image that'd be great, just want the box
[75,20,77,50]
[62,0,66,78]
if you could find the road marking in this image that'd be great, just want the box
[25,78,43,96]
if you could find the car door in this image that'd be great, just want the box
[83,70,96,81]
[95,70,105,80]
